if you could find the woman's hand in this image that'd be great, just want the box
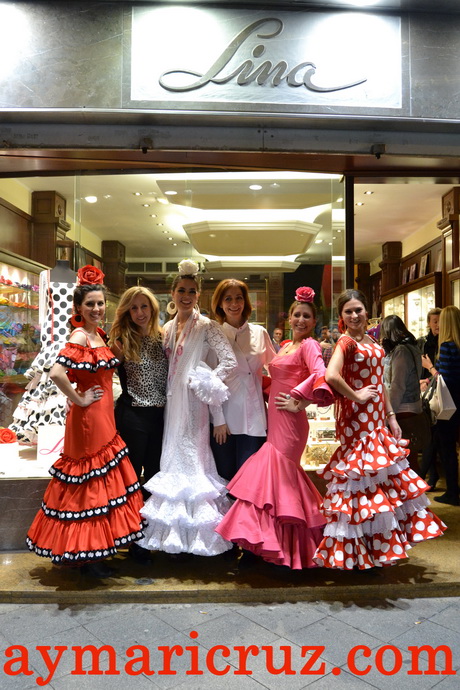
[354,385,379,404]
[213,424,229,445]
[421,354,433,371]
[387,414,402,441]
[274,392,300,413]
[77,386,104,407]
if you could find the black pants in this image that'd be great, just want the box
[419,424,440,487]
[435,410,460,499]
[210,425,265,481]
[115,401,164,484]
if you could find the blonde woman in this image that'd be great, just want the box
[422,305,460,506]
[109,286,168,487]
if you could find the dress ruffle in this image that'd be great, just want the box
[56,343,119,374]
[188,361,230,406]
[216,441,326,569]
[27,434,145,565]
[138,471,232,556]
[314,426,446,570]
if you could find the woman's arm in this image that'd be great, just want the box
[206,321,237,379]
[50,362,103,407]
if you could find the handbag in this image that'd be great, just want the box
[422,375,437,425]
[429,373,456,421]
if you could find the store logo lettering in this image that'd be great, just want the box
[159,18,366,93]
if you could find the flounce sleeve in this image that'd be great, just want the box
[290,339,335,406]
[56,343,119,374]
[189,319,237,406]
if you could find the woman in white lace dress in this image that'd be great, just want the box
[138,260,237,556]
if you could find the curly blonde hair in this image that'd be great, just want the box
[109,286,161,362]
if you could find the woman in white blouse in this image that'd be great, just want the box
[210,279,276,480]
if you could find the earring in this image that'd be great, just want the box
[166,300,177,316]
[70,314,84,328]
[338,317,345,333]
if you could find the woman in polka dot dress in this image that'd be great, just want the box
[314,289,446,570]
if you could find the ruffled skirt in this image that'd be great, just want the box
[314,426,446,569]
[26,433,145,565]
[215,441,326,569]
[138,470,232,556]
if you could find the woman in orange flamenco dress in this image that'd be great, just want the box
[314,289,446,570]
[26,267,145,578]
[215,287,334,569]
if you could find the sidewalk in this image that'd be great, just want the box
[0,500,459,606]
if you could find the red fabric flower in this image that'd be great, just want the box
[0,428,17,444]
[295,286,315,303]
[77,265,105,286]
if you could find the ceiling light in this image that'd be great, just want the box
[356,202,364,206]
[249,184,262,191]
[142,203,150,208]
[165,190,178,196]
[162,230,168,234]
[84,196,97,203]
[103,194,111,199]
[168,237,173,241]
[209,233,216,238]
[270,183,280,188]
[158,198,168,205]
[172,243,177,246]
[336,197,343,203]
[364,190,374,195]
[150,214,157,218]
[133,192,142,196]
[328,242,332,246]
[315,239,323,244]
[157,223,164,226]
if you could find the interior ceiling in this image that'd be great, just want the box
[11,170,452,269]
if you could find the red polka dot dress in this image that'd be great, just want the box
[314,335,446,570]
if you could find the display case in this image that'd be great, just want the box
[301,403,337,470]
[382,272,442,337]
[0,251,45,429]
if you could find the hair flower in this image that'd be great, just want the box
[178,259,199,277]
[77,265,105,286]
[295,286,315,303]
[0,428,17,444]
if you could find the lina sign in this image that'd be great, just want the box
[130,7,402,110]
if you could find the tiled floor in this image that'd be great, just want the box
[0,597,459,689]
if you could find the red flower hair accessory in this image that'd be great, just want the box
[77,265,105,286]
[295,286,315,303]
[0,428,17,444]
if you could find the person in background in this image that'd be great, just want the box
[137,259,237,557]
[215,287,334,570]
[272,327,284,352]
[331,324,340,344]
[422,305,460,506]
[210,279,276,481]
[417,307,442,491]
[314,289,445,570]
[380,314,424,474]
[319,324,333,367]
[27,268,145,578]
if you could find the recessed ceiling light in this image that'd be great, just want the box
[172,243,177,246]
[356,202,364,206]
[168,237,173,241]
[271,183,280,188]
[103,194,111,199]
[249,184,262,191]
[364,190,374,195]
[158,198,168,205]
[142,203,150,208]
[133,192,142,196]
[165,190,178,196]
[336,197,343,203]
[209,233,216,238]
[162,230,168,234]
[328,242,332,246]
[315,239,323,244]
[150,214,157,218]
[84,196,97,203]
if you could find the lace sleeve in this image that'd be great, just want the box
[205,320,237,380]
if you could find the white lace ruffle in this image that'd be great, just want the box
[188,361,230,406]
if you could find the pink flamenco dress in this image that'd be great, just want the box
[215,338,334,569]
[26,339,145,566]
[314,335,446,570]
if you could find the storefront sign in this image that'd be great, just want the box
[131,7,402,110]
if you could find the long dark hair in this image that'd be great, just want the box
[380,314,416,354]
[70,284,106,331]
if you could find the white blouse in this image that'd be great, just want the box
[210,321,276,436]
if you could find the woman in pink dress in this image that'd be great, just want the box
[314,289,446,570]
[215,287,334,569]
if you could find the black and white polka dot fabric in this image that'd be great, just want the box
[9,272,76,444]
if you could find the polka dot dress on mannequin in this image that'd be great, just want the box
[10,269,76,443]
[314,289,446,570]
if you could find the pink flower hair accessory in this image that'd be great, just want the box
[295,286,315,303]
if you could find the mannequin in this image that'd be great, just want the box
[50,260,76,282]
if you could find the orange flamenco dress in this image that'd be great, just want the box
[26,341,145,565]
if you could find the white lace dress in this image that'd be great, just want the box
[138,312,237,556]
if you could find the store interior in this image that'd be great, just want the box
[0,169,457,487]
